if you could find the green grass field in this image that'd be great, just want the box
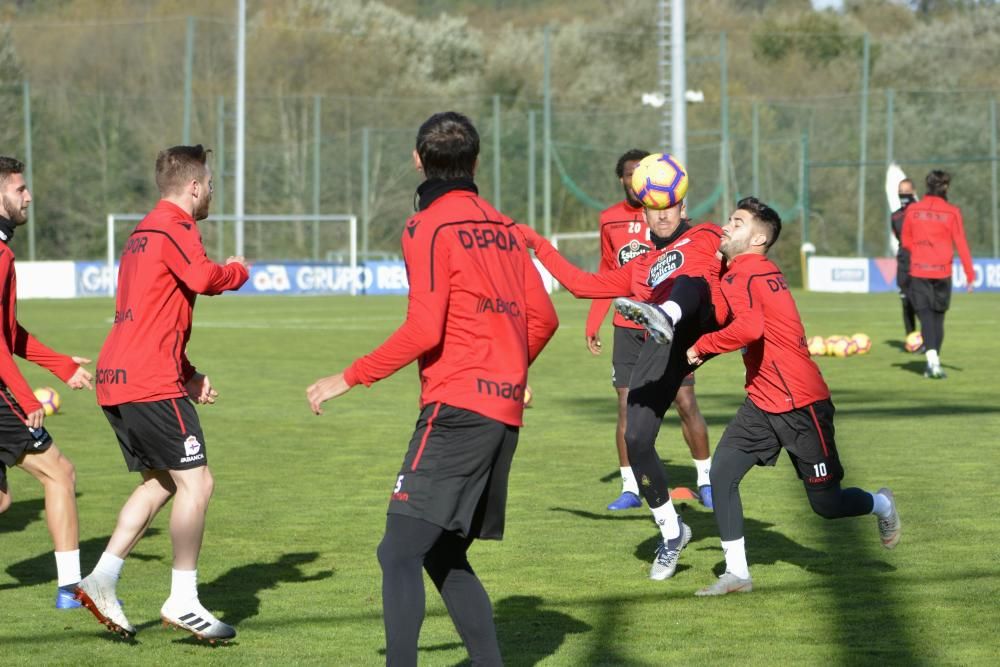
[2,290,999,665]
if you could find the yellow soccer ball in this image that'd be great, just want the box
[904,331,923,353]
[851,333,872,355]
[825,335,847,356]
[631,153,689,210]
[807,335,827,356]
[33,386,61,416]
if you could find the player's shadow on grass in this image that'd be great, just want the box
[438,595,589,667]
[892,359,962,376]
[196,551,334,627]
[0,528,164,591]
[0,496,46,535]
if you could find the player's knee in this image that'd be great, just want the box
[0,491,10,514]
[56,455,77,490]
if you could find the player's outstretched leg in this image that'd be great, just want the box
[876,487,901,549]
[650,516,692,581]
[75,574,135,638]
[614,298,674,345]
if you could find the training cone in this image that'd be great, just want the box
[669,487,697,500]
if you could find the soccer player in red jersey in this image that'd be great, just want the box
[685,197,901,596]
[307,112,558,666]
[0,157,94,609]
[587,150,713,511]
[520,180,723,581]
[76,145,248,640]
[901,170,974,379]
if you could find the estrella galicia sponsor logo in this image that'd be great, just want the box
[476,296,521,317]
[617,240,651,266]
[476,378,525,402]
[647,249,685,287]
[458,228,522,252]
[96,368,127,385]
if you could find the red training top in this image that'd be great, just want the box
[0,241,77,414]
[693,253,829,413]
[344,188,558,427]
[96,200,249,406]
[901,194,974,282]
[527,223,726,325]
[585,200,648,336]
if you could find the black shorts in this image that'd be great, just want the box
[102,398,207,472]
[716,398,844,489]
[388,403,519,541]
[611,326,646,388]
[0,388,53,486]
[908,277,951,313]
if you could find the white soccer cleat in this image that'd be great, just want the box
[161,599,236,643]
[613,298,674,345]
[877,487,901,549]
[649,520,692,581]
[75,575,135,638]
[695,571,753,597]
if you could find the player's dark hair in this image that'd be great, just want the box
[615,149,650,178]
[738,196,782,249]
[0,156,25,186]
[416,111,479,181]
[155,144,211,196]
[926,169,950,198]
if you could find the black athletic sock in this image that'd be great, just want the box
[805,485,874,519]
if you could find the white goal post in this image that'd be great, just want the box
[106,213,358,296]
[549,230,600,292]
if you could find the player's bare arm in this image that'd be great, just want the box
[307,372,352,415]
[184,372,218,405]
[66,356,93,390]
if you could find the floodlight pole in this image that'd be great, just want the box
[671,0,686,164]
[22,80,35,261]
[234,0,246,257]
[183,16,195,145]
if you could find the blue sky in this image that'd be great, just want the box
[812,0,845,9]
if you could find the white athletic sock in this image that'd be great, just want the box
[925,349,940,367]
[693,458,712,488]
[651,501,680,540]
[93,552,125,582]
[168,569,198,605]
[620,467,639,496]
[662,301,682,326]
[721,537,750,579]
[55,549,81,587]
[870,491,892,519]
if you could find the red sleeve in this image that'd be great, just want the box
[0,259,41,413]
[952,207,975,284]
[694,272,764,355]
[165,229,249,295]
[533,235,636,299]
[13,325,77,381]
[585,224,617,337]
[344,223,450,387]
[524,250,559,363]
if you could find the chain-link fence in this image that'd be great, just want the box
[3,11,998,286]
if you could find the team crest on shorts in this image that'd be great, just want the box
[183,435,201,456]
